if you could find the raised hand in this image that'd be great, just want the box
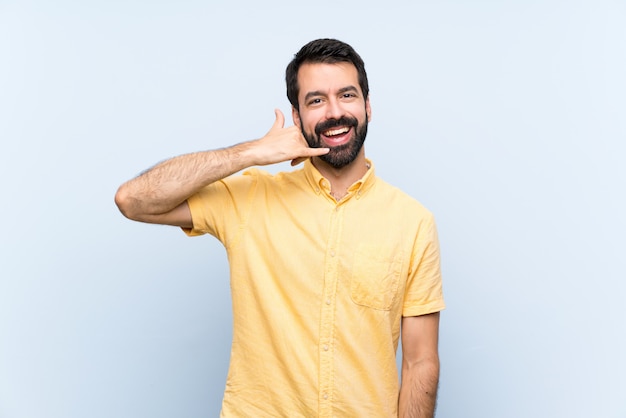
[253,109,329,166]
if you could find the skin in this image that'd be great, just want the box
[292,62,372,199]
[115,61,440,416]
[399,313,441,418]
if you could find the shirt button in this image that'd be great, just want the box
[326,299,331,305]
[323,344,329,351]
[323,393,328,400]
[330,250,335,257]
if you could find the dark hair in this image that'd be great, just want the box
[286,39,369,110]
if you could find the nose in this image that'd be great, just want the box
[325,98,344,120]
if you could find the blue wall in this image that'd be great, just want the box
[1,1,625,417]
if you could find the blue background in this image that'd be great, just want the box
[1,1,625,417]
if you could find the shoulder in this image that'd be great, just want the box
[239,166,305,187]
[372,175,434,219]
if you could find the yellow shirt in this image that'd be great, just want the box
[185,159,445,417]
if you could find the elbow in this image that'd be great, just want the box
[114,184,138,221]
[402,353,440,377]
[409,352,440,367]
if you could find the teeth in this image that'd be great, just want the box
[324,127,349,136]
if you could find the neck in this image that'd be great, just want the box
[311,149,369,200]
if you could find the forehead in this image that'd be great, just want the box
[297,62,360,98]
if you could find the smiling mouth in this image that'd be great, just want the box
[323,126,350,137]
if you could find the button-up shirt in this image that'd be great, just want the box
[184,159,445,417]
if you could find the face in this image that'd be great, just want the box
[292,62,371,169]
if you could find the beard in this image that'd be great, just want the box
[301,115,368,169]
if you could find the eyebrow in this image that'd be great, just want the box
[303,85,359,103]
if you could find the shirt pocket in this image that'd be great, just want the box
[350,244,403,310]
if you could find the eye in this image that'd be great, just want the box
[307,98,323,106]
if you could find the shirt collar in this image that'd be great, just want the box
[303,158,376,199]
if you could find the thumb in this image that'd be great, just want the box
[270,108,285,131]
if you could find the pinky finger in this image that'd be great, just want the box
[291,157,307,166]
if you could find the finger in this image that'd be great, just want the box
[291,157,307,166]
[290,147,330,166]
[271,108,285,131]
[310,147,330,155]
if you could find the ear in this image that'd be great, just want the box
[365,96,372,122]
[292,106,301,128]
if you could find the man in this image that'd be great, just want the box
[115,38,444,417]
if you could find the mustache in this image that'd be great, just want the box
[314,116,358,136]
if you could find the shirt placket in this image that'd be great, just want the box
[319,202,343,417]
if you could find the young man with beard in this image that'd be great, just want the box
[115,39,445,417]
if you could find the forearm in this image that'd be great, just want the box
[115,109,329,223]
[398,356,440,418]
[115,141,257,220]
